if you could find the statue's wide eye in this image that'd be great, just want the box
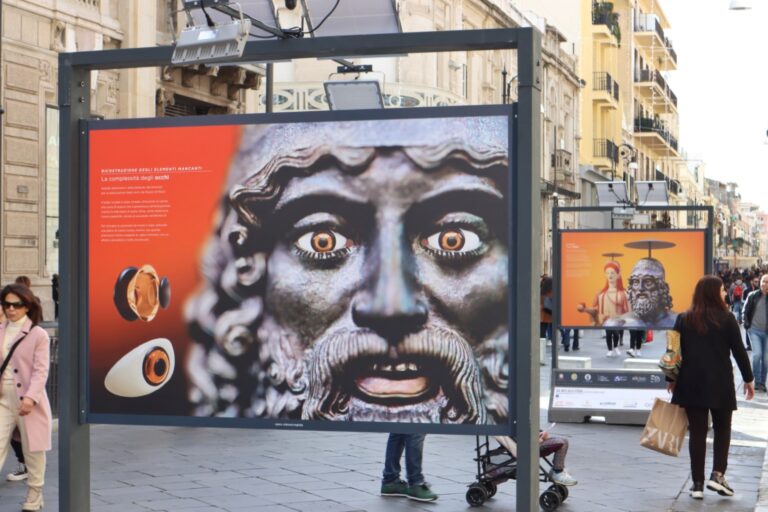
[295,229,351,255]
[423,228,481,253]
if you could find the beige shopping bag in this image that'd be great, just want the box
[640,398,688,457]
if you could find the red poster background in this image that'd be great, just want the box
[89,125,240,414]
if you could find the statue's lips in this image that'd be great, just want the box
[351,360,438,404]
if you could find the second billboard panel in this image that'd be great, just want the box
[558,230,706,330]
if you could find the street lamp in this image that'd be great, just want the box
[501,67,518,105]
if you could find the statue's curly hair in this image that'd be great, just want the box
[183,116,509,417]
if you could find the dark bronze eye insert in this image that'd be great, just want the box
[113,264,172,322]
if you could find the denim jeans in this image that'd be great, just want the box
[733,300,744,322]
[560,329,579,350]
[748,328,768,386]
[382,434,425,486]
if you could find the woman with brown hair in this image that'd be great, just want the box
[0,283,52,511]
[668,275,754,500]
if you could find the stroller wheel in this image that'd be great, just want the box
[539,489,562,512]
[483,481,498,498]
[552,483,569,501]
[466,484,488,507]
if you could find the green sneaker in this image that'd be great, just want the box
[381,479,409,497]
[407,482,438,502]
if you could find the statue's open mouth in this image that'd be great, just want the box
[302,328,486,423]
[351,357,441,406]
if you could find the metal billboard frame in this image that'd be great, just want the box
[59,28,542,511]
[83,104,516,437]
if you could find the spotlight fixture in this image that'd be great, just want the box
[172,4,251,65]
[324,80,384,111]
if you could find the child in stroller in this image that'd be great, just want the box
[466,431,577,511]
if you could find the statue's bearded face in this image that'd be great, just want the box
[627,271,668,320]
[261,151,508,424]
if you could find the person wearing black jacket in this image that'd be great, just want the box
[742,274,768,391]
[668,275,754,499]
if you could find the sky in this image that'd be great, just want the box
[663,0,768,209]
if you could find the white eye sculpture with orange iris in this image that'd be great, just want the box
[105,338,175,397]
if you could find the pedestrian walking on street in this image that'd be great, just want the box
[380,434,438,502]
[730,278,746,323]
[743,274,768,391]
[0,283,53,511]
[667,275,754,500]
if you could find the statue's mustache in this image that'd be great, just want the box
[302,327,486,424]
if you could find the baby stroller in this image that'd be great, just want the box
[466,435,571,511]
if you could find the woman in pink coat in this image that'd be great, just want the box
[0,283,52,511]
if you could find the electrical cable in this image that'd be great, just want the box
[200,3,216,27]
[302,0,341,34]
[249,31,279,39]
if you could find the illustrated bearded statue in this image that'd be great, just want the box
[627,258,673,321]
[604,257,676,329]
[184,116,510,424]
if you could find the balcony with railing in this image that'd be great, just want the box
[593,71,620,107]
[259,82,466,112]
[633,116,679,155]
[592,2,621,46]
[633,13,677,70]
[633,69,677,112]
[593,138,619,170]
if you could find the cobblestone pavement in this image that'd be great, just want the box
[1,330,766,512]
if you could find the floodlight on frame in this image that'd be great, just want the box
[595,181,630,207]
[301,0,402,38]
[171,15,252,65]
[324,80,384,110]
[635,180,669,207]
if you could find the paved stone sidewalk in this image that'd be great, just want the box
[0,330,765,512]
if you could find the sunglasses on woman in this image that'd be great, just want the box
[2,300,25,309]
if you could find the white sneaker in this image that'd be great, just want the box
[627,349,636,358]
[606,350,614,357]
[550,469,578,486]
[690,482,704,499]
[7,463,27,481]
[613,347,621,356]
[636,350,642,357]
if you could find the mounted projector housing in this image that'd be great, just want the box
[171,17,252,65]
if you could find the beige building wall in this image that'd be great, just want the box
[1,0,122,317]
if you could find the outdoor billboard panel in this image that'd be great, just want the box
[558,230,706,330]
[87,107,514,434]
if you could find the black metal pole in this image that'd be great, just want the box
[515,27,542,512]
[58,53,91,512]
[266,63,274,113]
[501,67,508,104]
